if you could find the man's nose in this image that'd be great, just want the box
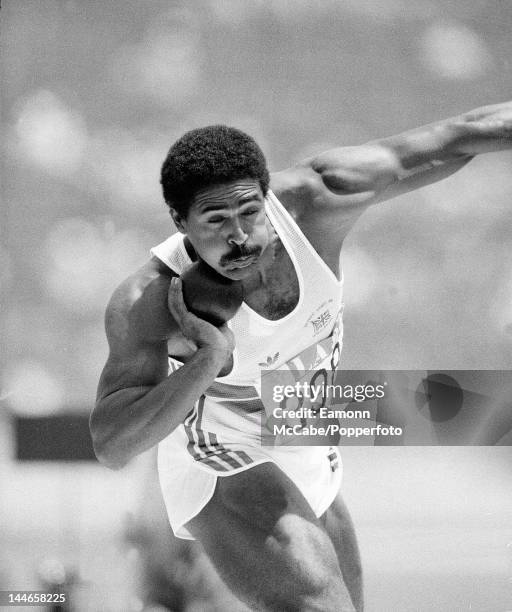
[227,221,248,246]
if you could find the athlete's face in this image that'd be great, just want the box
[171,179,271,280]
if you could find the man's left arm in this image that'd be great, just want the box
[307,100,512,207]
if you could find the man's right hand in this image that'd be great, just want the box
[168,276,235,363]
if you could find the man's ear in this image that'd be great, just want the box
[169,208,187,233]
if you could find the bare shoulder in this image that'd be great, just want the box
[270,152,377,256]
[270,163,321,216]
[105,256,178,352]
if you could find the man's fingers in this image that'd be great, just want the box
[167,276,230,354]
[168,277,190,322]
[218,323,235,352]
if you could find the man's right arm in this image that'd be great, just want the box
[90,272,233,470]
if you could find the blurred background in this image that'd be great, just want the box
[1,0,511,610]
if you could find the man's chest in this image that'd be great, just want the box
[242,242,300,321]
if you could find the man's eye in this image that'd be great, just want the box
[243,209,259,216]
[208,217,225,224]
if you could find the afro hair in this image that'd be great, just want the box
[160,125,270,217]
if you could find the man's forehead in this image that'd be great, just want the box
[192,180,264,211]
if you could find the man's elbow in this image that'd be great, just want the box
[89,410,130,471]
[92,440,128,471]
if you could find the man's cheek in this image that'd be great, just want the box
[255,225,270,250]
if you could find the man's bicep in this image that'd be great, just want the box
[307,144,401,201]
[96,342,169,403]
[97,299,170,402]
[304,144,473,208]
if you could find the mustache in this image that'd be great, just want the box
[220,244,263,265]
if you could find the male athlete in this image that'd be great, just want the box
[90,101,512,612]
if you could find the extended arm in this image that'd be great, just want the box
[308,100,512,207]
[90,272,233,470]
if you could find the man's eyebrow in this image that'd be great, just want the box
[199,203,228,214]
[198,194,262,214]
[239,193,262,203]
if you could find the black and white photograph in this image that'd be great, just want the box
[1,1,512,610]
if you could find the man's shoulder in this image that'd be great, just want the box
[270,163,323,214]
[106,257,177,345]
[269,158,356,268]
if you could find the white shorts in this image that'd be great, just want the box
[157,394,342,540]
